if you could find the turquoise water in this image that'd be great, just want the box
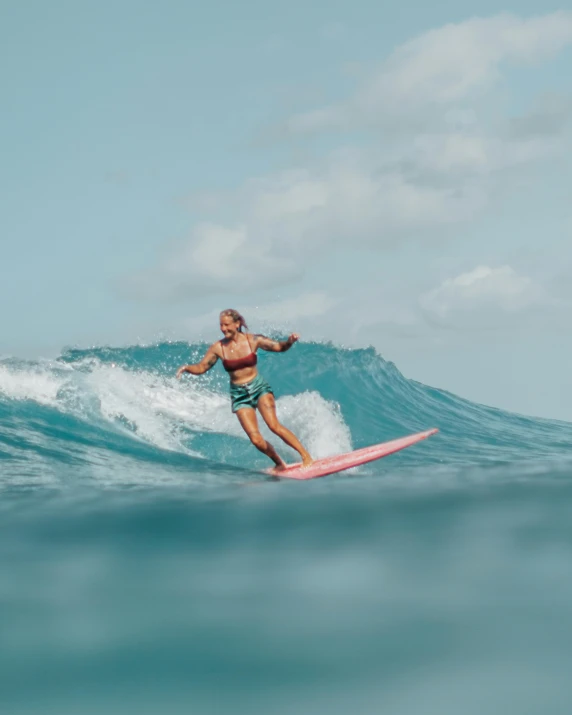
[2,342,572,714]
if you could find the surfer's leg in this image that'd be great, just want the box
[257,393,313,467]
[235,407,286,469]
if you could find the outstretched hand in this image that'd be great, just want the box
[287,333,300,345]
[176,366,187,379]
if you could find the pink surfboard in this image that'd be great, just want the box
[266,428,438,480]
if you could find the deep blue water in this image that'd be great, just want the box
[1,342,572,714]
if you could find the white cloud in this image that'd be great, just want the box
[128,13,572,303]
[337,264,567,342]
[287,13,572,133]
[246,164,484,237]
[130,159,486,301]
[252,174,329,221]
[419,265,540,325]
[184,224,247,280]
[413,129,565,176]
[253,291,336,323]
[508,94,572,138]
[177,291,337,338]
[129,222,301,301]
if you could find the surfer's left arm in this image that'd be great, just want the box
[255,334,299,353]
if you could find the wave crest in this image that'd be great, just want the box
[1,341,571,489]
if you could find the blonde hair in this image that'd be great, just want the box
[220,309,248,332]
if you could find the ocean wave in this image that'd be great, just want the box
[1,341,571,490]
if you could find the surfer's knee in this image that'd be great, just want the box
[267,420,282,434]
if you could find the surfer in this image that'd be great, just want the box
[176,309,313,471]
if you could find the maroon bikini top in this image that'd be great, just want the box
[221,335,258,373]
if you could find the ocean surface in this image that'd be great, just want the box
[1,341,572,714]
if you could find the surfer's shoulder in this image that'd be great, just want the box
[210,340,224,357]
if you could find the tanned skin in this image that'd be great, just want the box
[177,315,313,469]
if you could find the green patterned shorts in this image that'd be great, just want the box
[230,374,273,413]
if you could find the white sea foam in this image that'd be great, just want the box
[0,363,64,406]
[0,357,353,467]
[82,364,352,461]
[274,391,352,459]
[84,364,212,454]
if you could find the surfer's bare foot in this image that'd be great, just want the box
[272,459,287,472]
[301,456,314,468]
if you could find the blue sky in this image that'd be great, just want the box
[2,0,572,419]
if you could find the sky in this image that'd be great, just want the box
[2,0,572,420]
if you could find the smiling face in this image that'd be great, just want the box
[220,315,240,340]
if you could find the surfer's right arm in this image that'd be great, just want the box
[176,345,219,378]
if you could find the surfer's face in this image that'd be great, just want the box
[220,316,239,339]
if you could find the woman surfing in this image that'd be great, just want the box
[176,309,313,471]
